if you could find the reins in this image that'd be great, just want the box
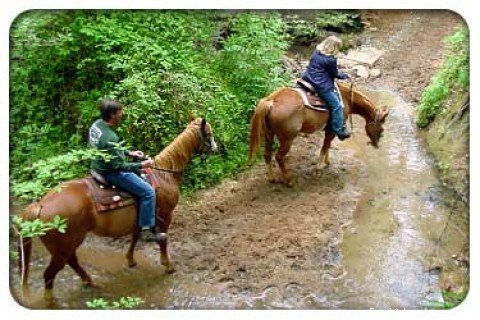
[134,156,184,174]
[150,166,184,174]
[349,80,355,134]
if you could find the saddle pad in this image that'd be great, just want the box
[85,169,163,213]
[293,88,329,112]
[142,168,162,190]
[84,177,136,213]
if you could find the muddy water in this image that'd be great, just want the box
[10,88,467,310]
[335,87,468,309]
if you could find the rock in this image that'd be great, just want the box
[352,65,370,79]
[343,46,384,67]
[370,68,382,78]
[338,57,358,69]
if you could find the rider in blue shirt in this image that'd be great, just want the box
[302,36,351,140]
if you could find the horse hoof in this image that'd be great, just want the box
[165,266,177,274]
[44,289,53,301]
[83,282,102,290]
[285,181,294,188]
[267,178,277,184]
[128,261,137,268]
[316,163,329,170]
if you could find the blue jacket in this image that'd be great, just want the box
[302,51,348,93]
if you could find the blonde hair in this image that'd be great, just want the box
[316,36,343,57]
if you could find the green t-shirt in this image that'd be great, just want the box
[88,119,141,173]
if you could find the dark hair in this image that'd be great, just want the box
[100,99,122,121]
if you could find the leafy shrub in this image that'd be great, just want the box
[284,10,363,46]
[11,148,109,201]
[10,10,292,198]
[12,215,68,238]
[417,27,469,128]
[315,10,364,33]
[86,296,143,309]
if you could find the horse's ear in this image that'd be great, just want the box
[188,111,196,122]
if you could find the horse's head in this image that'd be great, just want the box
[365,105,389,148]
[194,118,218,155]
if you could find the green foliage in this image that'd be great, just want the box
[429,290,467,309]
[284,11,363,45]
[315,10,364,33]
[417,27,469,128]
[10,10,292,197]
[11,148,110,201]
[12,215,68,238]
[86,296,143,309]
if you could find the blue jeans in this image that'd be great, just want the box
[318,88,347,136]
[103,171,156,228]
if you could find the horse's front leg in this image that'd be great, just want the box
[126,229,140,268]
[318,130,335,169]
[155,215,175,274]
[158,234,175,274]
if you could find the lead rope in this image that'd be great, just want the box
[349,80,355,135]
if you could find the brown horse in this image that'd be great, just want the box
[18,118,217,299]
[249,82,389,186]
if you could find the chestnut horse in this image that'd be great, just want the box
[249,82,389,186]
[18,118,217,299]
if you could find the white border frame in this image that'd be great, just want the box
[1,1,476,320]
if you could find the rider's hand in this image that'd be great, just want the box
[141,159,154,169]
[130,150,144,158]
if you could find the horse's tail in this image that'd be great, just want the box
[17,203,41,297]
[249,98,273,159]
[18,235,32,297]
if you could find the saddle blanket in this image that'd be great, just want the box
[293,88,329,112]
[84,168,161,213]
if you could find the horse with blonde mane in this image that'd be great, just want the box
[249,82,389,186]
[18,117,217,299]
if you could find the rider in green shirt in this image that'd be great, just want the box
[89,99,163,242]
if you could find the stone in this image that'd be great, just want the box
[370,68,382,78]
[343,46,384,67]
[352,65,370,79]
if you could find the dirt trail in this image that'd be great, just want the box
[11,10,467,309]
[159,9,464,303]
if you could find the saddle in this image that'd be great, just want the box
[84,169,161,213]
[294,79,329,112]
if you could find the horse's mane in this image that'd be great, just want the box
[154,119,201,170]
[338,82,377,120]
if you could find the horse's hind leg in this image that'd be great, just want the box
[318,130,335,169]
[43,254,67,301]
[264,130,276,183]
[126,230,140,268]
[275,137,294,187]
[67,253,97,288]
